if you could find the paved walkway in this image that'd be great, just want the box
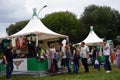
[0,70,52,77]
[0,70,63,77]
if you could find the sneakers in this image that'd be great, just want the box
[106,71,111,73]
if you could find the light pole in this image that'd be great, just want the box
[37,5,47,18]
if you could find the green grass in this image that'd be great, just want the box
[1,65,120,80]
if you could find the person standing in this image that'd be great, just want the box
[115,45,120,68]
[92,47,100,71]
[80,42,89,72]
[37,44,46,62]
[60,43,67,73]
[103,39,112,73]
[49,43,58,74]
[3,43,14,80]
[65,44,71,73]
[73,49,79,73]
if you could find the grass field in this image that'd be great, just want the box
[1,65,120,80]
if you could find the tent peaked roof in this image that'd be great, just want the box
[10,8,68,40]
[82,26,103,45]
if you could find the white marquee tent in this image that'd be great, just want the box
[0,8,68,72]
[78,26,103,46]
[9,8,68,41]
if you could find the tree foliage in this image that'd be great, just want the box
[80,5,120,44]
[42,11,86,42]
[6,20,29,35]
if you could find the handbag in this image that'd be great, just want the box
[50,63,55,73]
[87,58,92,64]
[95,59,99,65]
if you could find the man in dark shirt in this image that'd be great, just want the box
[3,44,14,80]
[92,47,100,70]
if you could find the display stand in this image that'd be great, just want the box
[0,58,48,72]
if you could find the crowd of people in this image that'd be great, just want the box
[2,37,120,79]
[47,39,120,75]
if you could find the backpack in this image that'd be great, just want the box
[54,52,58,60]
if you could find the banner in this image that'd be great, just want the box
[13,58,27,71]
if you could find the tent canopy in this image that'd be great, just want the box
[10,8,68,40]
[78,26,103,46]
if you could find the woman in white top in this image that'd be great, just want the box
[60,43,67,73]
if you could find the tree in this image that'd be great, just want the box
[80,5,120,45]
[41,11,85,43]
[6,20,29,35]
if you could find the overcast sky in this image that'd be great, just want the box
[0,0,120,37]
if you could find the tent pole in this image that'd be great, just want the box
[36,35,38,47]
